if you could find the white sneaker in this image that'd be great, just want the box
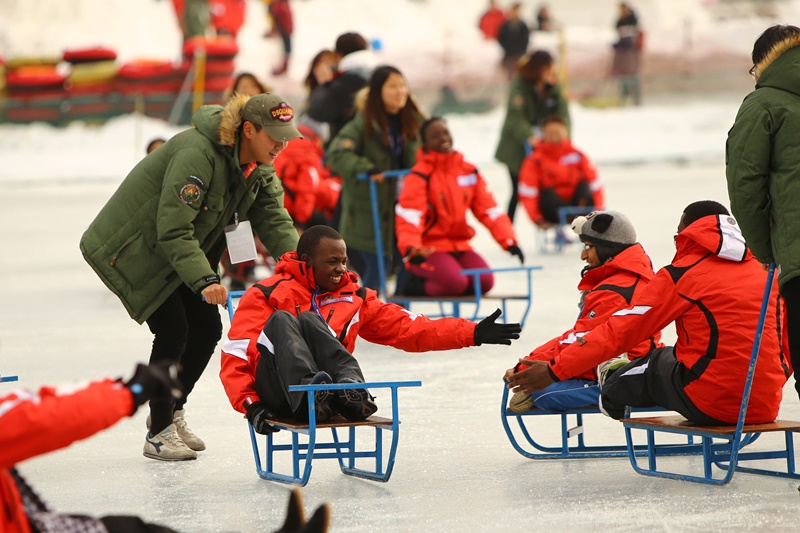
[597,354,631,388]
[172,409,206,451]
[147,409,206,451]
[143,423,197,461]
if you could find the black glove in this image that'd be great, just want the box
[246,401,279,435]
[508,245,525,264]
[124,362,183,409]
[474,308,522,346]
[405,248,426,266]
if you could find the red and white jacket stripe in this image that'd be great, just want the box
[219,252,478,414]
[520,243,662,380]
[1,380,133,533]
[395,148,518,254]
[548,215,791,424]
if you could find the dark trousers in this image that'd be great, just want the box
[506,169,520,223]
[255,311,364,419]
[538,181,595,225]
[145,284,222,433]
[600,347,726,425]
[780,276,800,401]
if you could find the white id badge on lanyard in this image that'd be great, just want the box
[224,219,258,264]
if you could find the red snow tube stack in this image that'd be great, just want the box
[116,60,185,118]
[63,47,120,120]
[5,65,66,123]
[183,37,237,101]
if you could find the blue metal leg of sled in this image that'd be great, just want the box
[621,263,800,484]
[500,385,702,460]
[0,375,19,383]
[248,380,422,486]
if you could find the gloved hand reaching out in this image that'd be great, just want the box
[474,308,522,346]
[246,401,280,435]
[507,245,525,264]
[124,361,183,409]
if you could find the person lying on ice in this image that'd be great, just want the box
[504,210,661,413]
[506,201,791,425]
[220,225,522,433]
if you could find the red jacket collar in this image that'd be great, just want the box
[274,251,360,293]
[578,243,654,290]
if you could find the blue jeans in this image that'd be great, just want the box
[528,379,600,412]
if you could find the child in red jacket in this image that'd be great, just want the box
[395,117,524,297]
[518,115,603,228]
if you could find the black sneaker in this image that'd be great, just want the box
[334,378,378,421]
[310,371,334,422]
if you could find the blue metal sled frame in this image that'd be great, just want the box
[248,380,422,486]
[621,263,800,484]
[500,385,704,459]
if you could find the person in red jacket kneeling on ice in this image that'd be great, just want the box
[220,225,521,434]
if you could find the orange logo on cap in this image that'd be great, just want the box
[270,103,294,122]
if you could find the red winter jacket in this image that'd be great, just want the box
[273,136,333,225]
[269,0,293,34]
[518,140,603,224]
[521,243,662,380]
[219,251,477,414]
[1,380,134,533]
[479,8,506,40]
[395,148,518,254]
[549,215,791,424]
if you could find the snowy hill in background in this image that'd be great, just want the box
[0,0,793,182]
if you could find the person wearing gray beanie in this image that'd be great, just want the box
[571,210,637,265]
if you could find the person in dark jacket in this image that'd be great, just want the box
[220,225,522,429]
[726,24,800,403]
[306,32,378,142]
[326,65,423,291]
[611,2,642,106]
[80,93,301,461]
[507,201,791,425]
[494,50,570,223]
[497,3,530,80]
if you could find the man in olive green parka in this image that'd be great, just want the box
[726,24,800,402]
[80,93,301,460]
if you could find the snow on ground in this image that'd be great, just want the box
[2,1,800,532]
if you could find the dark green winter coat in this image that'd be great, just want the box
[80,99,298,323]
[326,111,419,255]
[726,35,800,289]
[494,77,570,174]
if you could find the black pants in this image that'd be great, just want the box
[145,284,222,433]
[600,347,726,425]
[538,181,595,224]
[255,311,364,419]
[780,276,800,401]
[506,169,519,223]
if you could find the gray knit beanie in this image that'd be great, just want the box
[571,210,637,262]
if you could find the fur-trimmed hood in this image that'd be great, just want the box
[753,34,800,81]
[190,94,248,147]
